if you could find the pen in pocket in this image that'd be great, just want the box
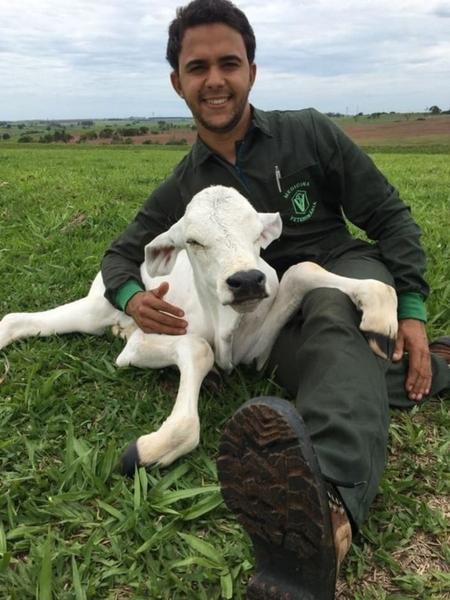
[275,164,282,193]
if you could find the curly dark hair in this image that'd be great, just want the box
[166,0,256,71]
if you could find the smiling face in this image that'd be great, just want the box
[170,23,256,137]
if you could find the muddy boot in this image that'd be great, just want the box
[217,396,352,600]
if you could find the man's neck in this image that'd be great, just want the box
[196,105,252,165]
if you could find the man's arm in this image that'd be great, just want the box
[101,176,188,334]
[311,110,431,400]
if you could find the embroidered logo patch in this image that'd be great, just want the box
[283,181,317,223]
[292,190,309,214]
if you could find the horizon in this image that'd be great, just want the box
[2,109,447,124]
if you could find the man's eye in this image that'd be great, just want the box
[188,65,205,73]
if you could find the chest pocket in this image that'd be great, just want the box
[273,163,326,225]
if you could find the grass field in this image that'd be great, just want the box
[0,143,449,599]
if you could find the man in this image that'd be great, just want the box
[101,1,450,597]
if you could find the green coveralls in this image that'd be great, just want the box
[101,108,449,529]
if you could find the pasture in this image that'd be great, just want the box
[0,143,449,599]
[1,112,450,149]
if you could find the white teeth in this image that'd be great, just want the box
[205,98,228,105]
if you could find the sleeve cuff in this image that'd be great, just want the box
[397,292,427,322]
[115,280,145,312]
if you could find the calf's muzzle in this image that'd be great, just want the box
[226,270,268,303]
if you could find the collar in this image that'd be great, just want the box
[251,106,273,138]
[190,105,273,168]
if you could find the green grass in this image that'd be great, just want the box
[361,145,450,155]
[0,145,449,599]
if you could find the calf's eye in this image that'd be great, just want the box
[186,239,205,248]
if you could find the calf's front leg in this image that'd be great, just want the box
[116,331,214,475]
[248,262,397,369]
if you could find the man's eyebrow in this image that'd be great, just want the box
[184,55,243,70]
[185,59,207,70]
[218,54,243,63]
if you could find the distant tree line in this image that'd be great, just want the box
[427,105,450,115]
[38,130,73,143]
[15,130,73,143]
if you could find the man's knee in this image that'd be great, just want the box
[301,287,360,328]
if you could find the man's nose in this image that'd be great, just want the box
[205,66,225,87]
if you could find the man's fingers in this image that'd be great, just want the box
[149,309,187,329]
[406,350,432,401]
[125,288,187,335]
[138,309,187,333]
[152,281,170,299]
[140,291,185,318]
[137,306,187,328]
[151,297,185,318]
[392,333,404,362]
[395,319,432,402]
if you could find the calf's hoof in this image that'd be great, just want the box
[217,396,337,600]
[364,331,396,360]
[201,367,224,394]
[119,442,140,477]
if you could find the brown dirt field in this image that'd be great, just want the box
[139,128,197,145]
[340,115,450,146]
[70,116,450,147]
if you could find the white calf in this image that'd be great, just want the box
[0,186,397,474]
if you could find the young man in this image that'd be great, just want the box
[101,1,450,597]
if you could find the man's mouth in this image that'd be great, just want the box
[203,96,230,106]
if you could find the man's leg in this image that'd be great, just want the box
[217,249,449,597]
[267,249,449,525]
[217,252,392,599]
[267,284,390,529]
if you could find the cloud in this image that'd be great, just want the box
[0,0,449,119]
[432,3,450,17]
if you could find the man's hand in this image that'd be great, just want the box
[126,282,187,335]
[392,319,431,401]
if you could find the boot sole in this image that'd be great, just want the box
[217,396,336,600]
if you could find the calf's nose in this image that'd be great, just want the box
[226,269,267,300]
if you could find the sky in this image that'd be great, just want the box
[1,0,449,120]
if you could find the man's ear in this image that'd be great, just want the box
[145,218,185,276]
[258,212,282,249]
[170,70,183,98]
[249,63,257,89]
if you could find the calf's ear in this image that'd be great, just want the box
[258,212,283,249]
[145,218,185,276]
